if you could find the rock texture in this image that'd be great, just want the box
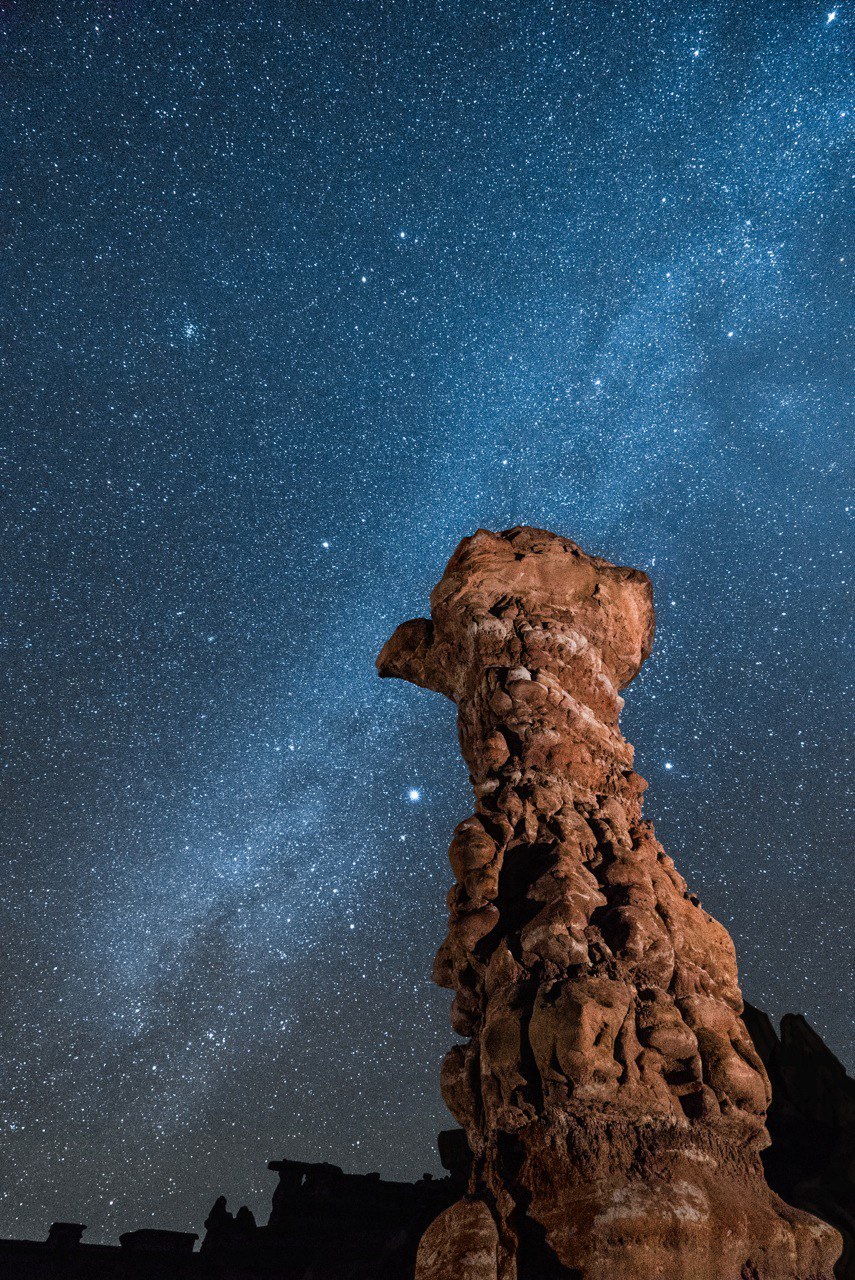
[743,1005,855,1280]
[377,526,841,1280]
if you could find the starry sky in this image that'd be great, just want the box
[2,0,851,1247]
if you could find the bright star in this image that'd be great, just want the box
[827,11,837,23]
[321,540,330,549]
[399,231,406,239]
[407,788,421,802]
[664,761,674,770]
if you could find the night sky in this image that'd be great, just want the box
[2,0,851,1247]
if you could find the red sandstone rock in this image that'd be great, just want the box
[378,526,841,1280]
[416,1199,503,1280]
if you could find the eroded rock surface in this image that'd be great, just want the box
[378,526,841,1280]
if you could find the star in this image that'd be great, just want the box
[407,788,421,802]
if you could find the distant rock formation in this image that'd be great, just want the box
[197,1130,470,1277]
[743,1005,855,1279]
[0,1134,468,1278]
[378,526,842,1280]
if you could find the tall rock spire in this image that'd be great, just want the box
[378,527,840,1280]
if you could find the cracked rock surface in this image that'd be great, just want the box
[378,526,841,1280]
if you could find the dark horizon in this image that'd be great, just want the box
[2,0,851,1246]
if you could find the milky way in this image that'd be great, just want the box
[2,0,850,1245]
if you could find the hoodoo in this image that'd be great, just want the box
[378,527,841,1280]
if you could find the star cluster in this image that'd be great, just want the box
[1,0,850,1245]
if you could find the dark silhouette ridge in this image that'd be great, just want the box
[0,1130,469,1279]
[743,1005,855,1280]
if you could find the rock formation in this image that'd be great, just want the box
[743,1005,855,1280]
[377,526,842,1280]
[0,1135,469,1279]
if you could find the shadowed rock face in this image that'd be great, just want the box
[743,1005,855,1280]
[378,526,841,1280]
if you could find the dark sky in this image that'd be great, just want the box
[2,0,851,1247]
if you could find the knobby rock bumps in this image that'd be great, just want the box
[377,527,840,1280]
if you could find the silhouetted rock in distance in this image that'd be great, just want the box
[743,1004,855,1280]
